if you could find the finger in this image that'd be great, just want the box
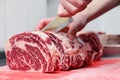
[66,0,84,8]
[67,21,86,40]
[67,30,77,40]
[68,0,91,11]
[35,18,53,31]
[59,0,91,17]
[58,3,71,17]
[35,20,46,31]
[60,0,78,16]
[67,22,78,40]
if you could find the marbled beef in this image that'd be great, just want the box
[5,31,103,72]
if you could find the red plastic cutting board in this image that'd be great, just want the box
[0,58,120,80]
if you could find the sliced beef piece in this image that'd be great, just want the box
[78,32,103,61]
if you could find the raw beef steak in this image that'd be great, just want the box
[78,32,103,60]
[5,31,103,72]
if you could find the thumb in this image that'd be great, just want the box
[67,17,87,40]
[67,13,88,40]
[67,23,78,40]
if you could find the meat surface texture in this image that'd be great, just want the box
[5,31,103,72]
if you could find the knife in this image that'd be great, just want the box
[41,16,73,32]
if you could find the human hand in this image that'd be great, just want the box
[35,18,69,33]
[35,13,88,40]
[35,18,54,31]
[58,0,91,17]
[67,13,88,40]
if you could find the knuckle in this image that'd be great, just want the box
[70,9,79,15]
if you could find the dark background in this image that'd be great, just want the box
[0,51,6,66]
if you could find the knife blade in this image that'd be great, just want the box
[41,16,73,32]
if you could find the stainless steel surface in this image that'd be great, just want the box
[0,58,6,66]
[0,51,6,66]
[103,45,120,54]
[41,16,73,32]
[99,34,120,45]
[99,34,120,54]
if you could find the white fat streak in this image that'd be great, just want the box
[5,39,38,52]
[32,31,48,40]
[79,53,86,60]
[5,40,12,52]
[15,41,26,49]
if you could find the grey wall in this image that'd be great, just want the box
[0,0,47,50]
[83,6,120,34]
[47,0,59,17]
